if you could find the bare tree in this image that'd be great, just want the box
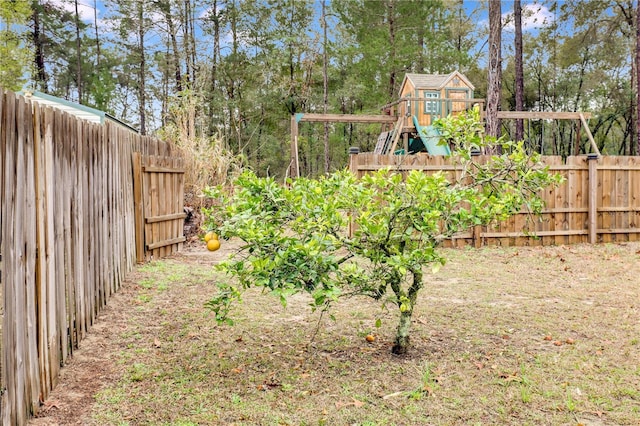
[486,0,502,142]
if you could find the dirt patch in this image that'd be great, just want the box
[28,241,640,425]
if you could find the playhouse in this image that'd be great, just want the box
[397,71,476,127]
[374,71,480,156]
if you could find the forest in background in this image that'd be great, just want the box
[1,0,639,178]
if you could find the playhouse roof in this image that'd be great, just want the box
[20,90,139,133]
[399,71,475,95]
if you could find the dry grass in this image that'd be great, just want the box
[158,91,243,209]
[30,241,640,425]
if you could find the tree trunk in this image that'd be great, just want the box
[387,0,397,100]
[181,0,191,86]
[159,0,182,92]
[486,0,502,143]
[392,269,423,355]
[74,0,83,102]
[322,0,330,174]
[208,0,220,137]
[514,0,524,143]
[393,309,413,355]
[32,4,47,91]
[137,0,147,135]
[94,0,101,67]
[637,1,640,155]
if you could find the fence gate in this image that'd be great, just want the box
[132,152,186,262]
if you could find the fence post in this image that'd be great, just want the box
[348,146,360,175]
[289,115,299,179]
[588,153,599,244]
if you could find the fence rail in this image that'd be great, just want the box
[0,90,181,425]
[349,152,640,246]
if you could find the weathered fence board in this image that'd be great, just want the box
[0,90,182,425]
[350,152,640,246]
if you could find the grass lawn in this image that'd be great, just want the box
[29,241,640,425]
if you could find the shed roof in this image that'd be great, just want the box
[20,90,139,133]
[400,71,475,95]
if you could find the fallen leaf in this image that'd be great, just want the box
[231,367,243,374]
[335,398,365,409]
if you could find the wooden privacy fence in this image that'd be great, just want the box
[349,152,640,246]
[0,90,183,425]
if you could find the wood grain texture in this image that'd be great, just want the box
[1,90,184,425]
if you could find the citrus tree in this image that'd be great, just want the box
[203,111,562,354]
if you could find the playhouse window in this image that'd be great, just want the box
[424,91,440,115]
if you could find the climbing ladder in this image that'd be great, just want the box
[374,116,403,154]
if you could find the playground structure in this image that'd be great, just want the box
[289,71,600,178]
[375,71,478,156]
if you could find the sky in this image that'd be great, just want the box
[57,0,558,33]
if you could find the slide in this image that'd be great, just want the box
[412,115,451,156]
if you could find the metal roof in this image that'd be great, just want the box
[20,91,139,133]
[400,71,475,95]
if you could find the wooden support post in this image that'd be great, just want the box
[290,115,299,178]
[348,146,359,238]
[579,113,600,157]
[588,153,598,244]
[575,119,581,156]
[348,146,359,176]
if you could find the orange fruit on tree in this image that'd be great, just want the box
[204,231,218,242]
[207,239,221,252]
